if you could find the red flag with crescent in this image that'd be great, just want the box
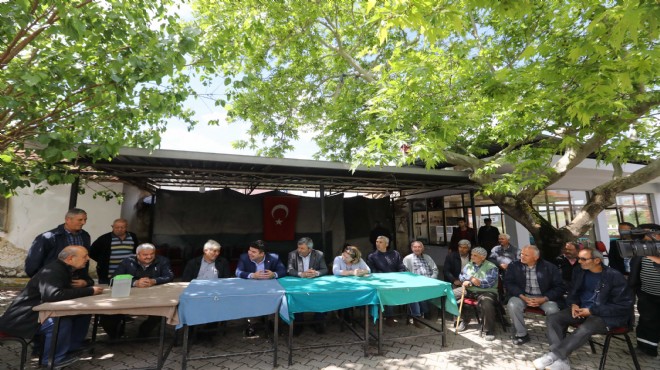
[263,196,300,241]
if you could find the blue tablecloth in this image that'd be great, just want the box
[278,275,380,323]
[359,272,460,316]
[177,278,285,328]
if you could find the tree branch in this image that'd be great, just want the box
[317,17,377,83]
[566,158,660,236]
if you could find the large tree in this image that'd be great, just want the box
[191,0,659,255]
[1,0,197,195]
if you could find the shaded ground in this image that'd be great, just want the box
[0,288,656,370]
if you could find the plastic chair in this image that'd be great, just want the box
[570,322,640,370]
[588,326,640,370]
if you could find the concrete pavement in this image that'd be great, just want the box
[0,290,655,370]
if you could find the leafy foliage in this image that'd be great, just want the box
[0,0,198,196]
[191,0,659,253]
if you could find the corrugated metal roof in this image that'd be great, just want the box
[78,147,475,195]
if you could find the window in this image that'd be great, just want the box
[533,189,596,244]
[409,192,506,246]
[610,193,654,227]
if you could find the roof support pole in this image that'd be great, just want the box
[320,185,327,258]
[470,190,478,242]
[68,175,80,209]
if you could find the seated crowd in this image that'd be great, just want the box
[0,209,657,370]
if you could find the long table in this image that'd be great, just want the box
[358,272,459,354]
[278,275,381,365]
[34,282,188,370]
[177,278,285,368]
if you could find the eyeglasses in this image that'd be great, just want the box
[578,257,594,262]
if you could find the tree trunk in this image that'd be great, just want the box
[489,194,578,260]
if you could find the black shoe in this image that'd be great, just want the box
[313,323,326,335]
[636,345,658,357]
[512,334,530,345]
[67,342,93,357]
[244,324,257,337]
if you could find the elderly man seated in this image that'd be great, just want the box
[101,243,174,339]
[0,246,103,368]
[287,237,328,335]
[403,240,438,327]
[453,247,499,341]
[505,245,564,345]
[182,239,231,281]
[489,233,519,271]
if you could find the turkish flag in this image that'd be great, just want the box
[263,196,300,241]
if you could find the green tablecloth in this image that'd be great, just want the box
[278,275,380,323]
[359,272,459,316]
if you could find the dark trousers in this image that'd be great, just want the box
[101,315,160,338]
[637,290,660,356]
[294,312,326,322]
[39,315,90,365]
[453,288,497,332]
[547,308,607,360]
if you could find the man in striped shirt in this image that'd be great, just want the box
[628,224,660,357]
[90,218,139,284]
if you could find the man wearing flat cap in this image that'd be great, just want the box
[453,246,500,341]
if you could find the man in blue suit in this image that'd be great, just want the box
[236,240,286,279]
[235,240,286,336]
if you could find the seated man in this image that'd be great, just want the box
[533,247,634,370]
[453,247,499,341]
[402,240,438,328]
[287,237,328,335]
[505,245,564,345]
[236,240,286,280]
[554,241,580,294]
[489,233,519,271]
[236,240,286,336]
[443,239,472,288]
[0,246,103,368]
[102,243,174,338]
[367,235,406,327]
[182,239,231,282]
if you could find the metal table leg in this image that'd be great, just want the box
[181,325,189,370]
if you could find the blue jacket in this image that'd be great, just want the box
[235,252,286,279]
[114,255,174,286]
[567,265,634,329]
[504,259,565,302]
[25,224,91,278]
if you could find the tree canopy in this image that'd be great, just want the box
[0,0,197,195]
[191,0,659,254]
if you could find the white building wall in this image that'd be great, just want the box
[504,213,530,248]
[0,182,124,276]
